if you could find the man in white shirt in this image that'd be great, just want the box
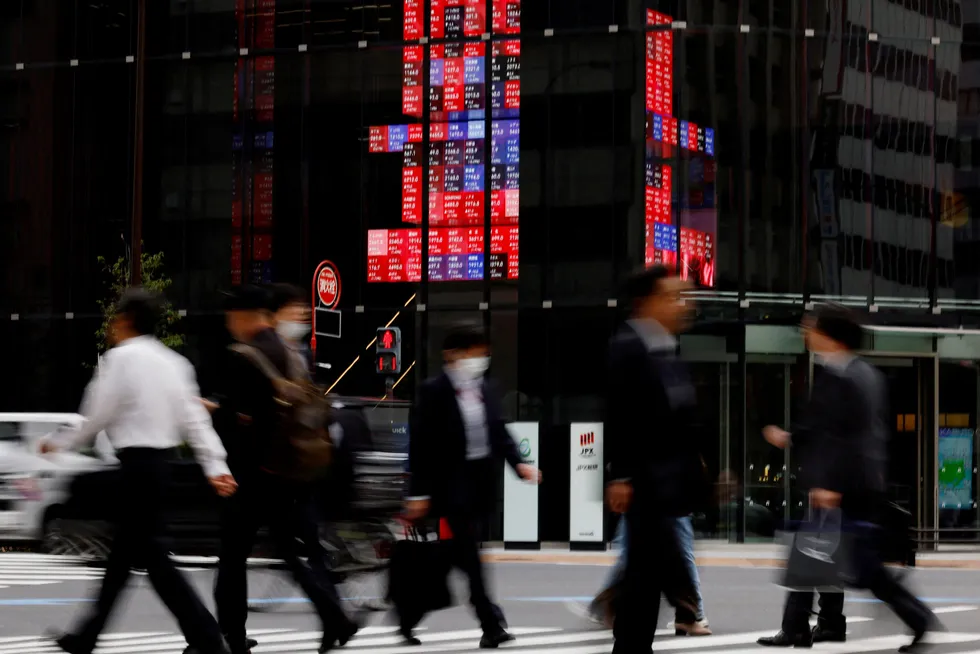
[41,288,236,654]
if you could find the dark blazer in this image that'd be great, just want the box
[211,328,290,483]
[605,322,707,517]
[791,357,889,520]
[407,372,523,514]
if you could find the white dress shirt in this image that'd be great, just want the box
[445,369,490,461]
[52,336,231,479]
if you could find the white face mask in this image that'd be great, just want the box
[454,356,490,380]
[277,320,310,342]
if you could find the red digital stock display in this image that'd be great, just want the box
[644,8,716,288]
[368,0,521,284]
[231,0,276,286]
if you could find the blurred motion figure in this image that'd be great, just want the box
[403,323,541,648]
[42,288,236,654]
[604,266,709,653]
[757,305,939,652]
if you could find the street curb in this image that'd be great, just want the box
[480,553,980,569]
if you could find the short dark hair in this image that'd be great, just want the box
[268,283,305,313]
[116,287,163,337]
[222,284,271,312]
[810,304,864,351]
[621,265,671,312]
[442,322,489,352]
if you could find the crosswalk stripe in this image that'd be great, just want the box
[0,633,168,645]
[933,605,979,614]
[6,626,980,654]
[0,555,105,588]
[715,631,980,654]
[0,626,423,654]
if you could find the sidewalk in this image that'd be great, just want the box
[480,543,980,570]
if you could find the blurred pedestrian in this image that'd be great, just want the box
[604,266,709,653]
[268,283,314,373]
[757,305,939,651]
[42,288,236,654]
[587,516,710,635]
[211,285,355,654]
[403,322,541,648]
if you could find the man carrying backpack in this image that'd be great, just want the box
[211,285,357,654]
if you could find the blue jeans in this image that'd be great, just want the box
[601,516,705,620]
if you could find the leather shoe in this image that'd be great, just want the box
[898,629,929,653]
[400,628,422,646]
[182,644,232,654]
[319,620,359,653]
[49,633,91,654]
[757,630,813,648]
[811,626,845,643]
[479,630,515,649]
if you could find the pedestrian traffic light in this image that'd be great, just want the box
[375,327,402,375]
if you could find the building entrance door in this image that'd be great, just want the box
[864,356,936,536]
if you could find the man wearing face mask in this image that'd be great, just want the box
[269,284,314,374]
[403,323,541,649]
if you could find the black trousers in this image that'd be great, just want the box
[782,591,845,634]
[443,510,504,633]
[612,499,696,653]
[438,458,505,634]
[214,472,351,650]
[71,448,224,653]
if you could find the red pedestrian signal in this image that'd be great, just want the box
[380,329,395,349]
[375,327,402,375]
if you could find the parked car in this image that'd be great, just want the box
[0,413,116,552]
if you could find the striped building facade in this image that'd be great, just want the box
[811,0,963,301]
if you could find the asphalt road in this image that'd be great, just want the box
[2,556,980,653]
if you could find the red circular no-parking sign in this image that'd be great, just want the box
[315,261,341,309]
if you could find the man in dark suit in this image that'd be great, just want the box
[209,286,357,654]
[404,323,541,649]
[758,305,938,652]
[605,266,707,653]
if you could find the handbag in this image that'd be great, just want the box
[387,522,454,631]
[782,507,855,592]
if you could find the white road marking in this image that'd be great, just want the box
[933,605,979,614]
[0,554,105,588]
[7,626,980,654]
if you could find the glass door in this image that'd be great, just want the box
[937,362,980,544]
[685,360,732,541]
[859,355,936,546]
[745,356,810,541]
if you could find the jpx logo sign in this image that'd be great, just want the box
[579,431,595,458]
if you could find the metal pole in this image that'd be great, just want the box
[130,0,147,285]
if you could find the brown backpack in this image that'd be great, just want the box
[230,343,333,482]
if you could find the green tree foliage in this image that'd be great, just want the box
[95,249,184,354]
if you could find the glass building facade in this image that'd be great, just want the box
[3,0,980,546]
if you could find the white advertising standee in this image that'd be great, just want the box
[502,422,539,546]
[569,423,604,544]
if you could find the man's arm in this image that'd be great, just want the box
[485,381,523,471]
[178,358,233,481]
[48,352,126,452]
[808,373,862,498]
[605,338,642,483]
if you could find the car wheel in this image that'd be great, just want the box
[42,514,111,561]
